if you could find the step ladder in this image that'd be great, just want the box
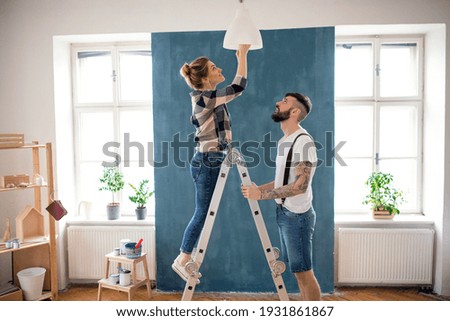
[181,148,289,301]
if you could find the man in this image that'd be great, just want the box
[241,93,321,301]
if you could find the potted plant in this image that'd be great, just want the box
[129,179,154,220]
[99,166,124,220]
[363,171,404,219]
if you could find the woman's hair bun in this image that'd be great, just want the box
[180,56,210,90]
[180,63,190,77]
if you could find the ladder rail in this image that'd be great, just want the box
[235,159,289,301]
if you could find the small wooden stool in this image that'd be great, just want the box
[97,252,152,301]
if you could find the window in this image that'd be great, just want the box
[72,43,154,218]
[334,37,423,213]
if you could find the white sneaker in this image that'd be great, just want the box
[171,260,201,284]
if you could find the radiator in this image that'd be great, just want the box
[337,228,434,285]
[68,225,156,281]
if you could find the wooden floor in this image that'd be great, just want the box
[59,284,448,301]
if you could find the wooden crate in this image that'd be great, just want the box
[0,289,23,301]
[0,174,30,188]
[13,244,51,291]
[372,210,394,219]
[0,133,24,149]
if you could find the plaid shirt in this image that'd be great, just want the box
[190,75,247,152]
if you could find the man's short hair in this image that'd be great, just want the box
[285,93,312,117]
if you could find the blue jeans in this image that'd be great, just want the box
[180,151,226,253]
[276,204,316,273]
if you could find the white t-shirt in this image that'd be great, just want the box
[274,127,317,213]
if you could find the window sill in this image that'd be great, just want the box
[335,213,434,228]
[66,216,155,227]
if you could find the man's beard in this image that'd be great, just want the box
[271,110,291,122]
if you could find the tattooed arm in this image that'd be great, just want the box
[258,181,275,191]
[241,181,273,200]
[260,161,312,200]
[241,161,312,200]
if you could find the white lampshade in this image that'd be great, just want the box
[223,2,263,50]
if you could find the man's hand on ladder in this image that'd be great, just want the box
[241,182,261,200]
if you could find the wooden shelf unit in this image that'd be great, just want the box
[0,240,50,255]
[0,142,58,300]
[0,184,49,193]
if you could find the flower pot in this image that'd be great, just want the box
[107,203,120,220]
[135,207,147,220]
[372,209,394,219]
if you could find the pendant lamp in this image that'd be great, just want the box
[223,0,263,50]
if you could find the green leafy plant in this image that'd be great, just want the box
[129,179,154,209]
[363,172,404,214]
[99,166,124,205]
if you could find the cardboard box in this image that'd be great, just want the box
[0,289,23,301]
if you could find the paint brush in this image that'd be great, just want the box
[135,238,143,249]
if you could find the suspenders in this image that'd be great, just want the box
[281,133,310,204]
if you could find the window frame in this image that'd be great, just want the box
[335,35,424,214]
[71,41,153,218]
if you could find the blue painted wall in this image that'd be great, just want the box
[152,27,335,293]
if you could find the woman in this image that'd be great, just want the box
[172,44,250,282]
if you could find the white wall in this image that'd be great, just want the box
[423,26,447,295]
[0,0,449,295]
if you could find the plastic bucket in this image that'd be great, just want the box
[125,242,142,259]
[17,267,46,300]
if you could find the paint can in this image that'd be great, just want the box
[119,269,131,286]
[124,242,142,259]
[109,273,119,285]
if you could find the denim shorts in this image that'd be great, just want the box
[276,204,316,273]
